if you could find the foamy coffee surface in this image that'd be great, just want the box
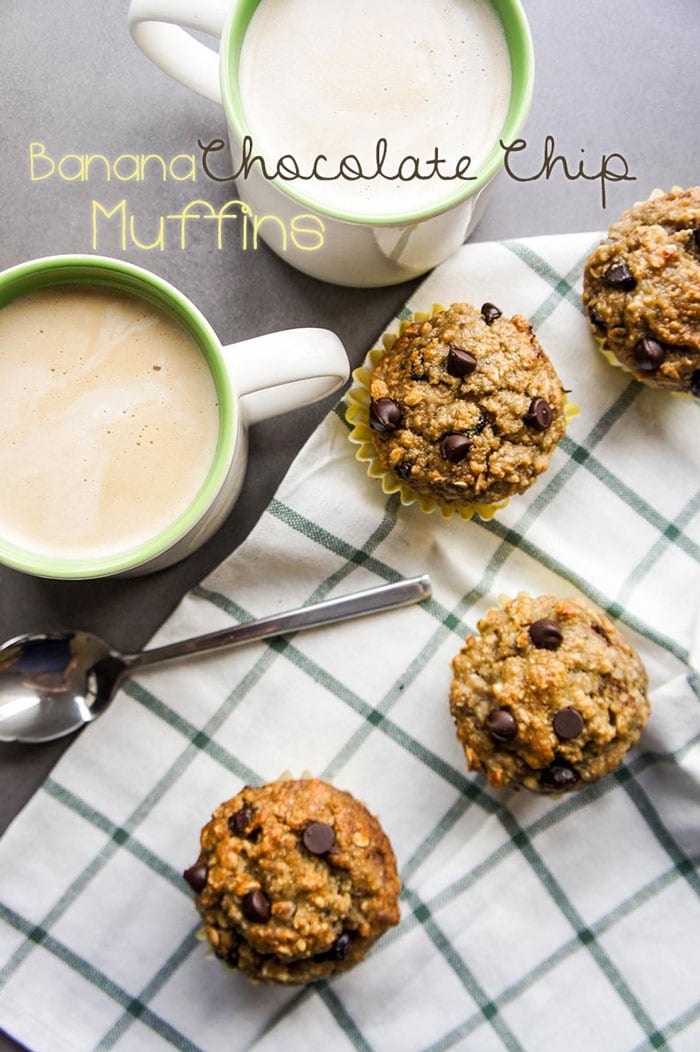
[239,0,511,217]
[0,287,219,560]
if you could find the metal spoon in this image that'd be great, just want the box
[0,575,431,743]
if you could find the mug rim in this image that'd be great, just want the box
[220,0,535,227]
[0,254,236,580]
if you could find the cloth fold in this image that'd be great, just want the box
[1,233,699,1052]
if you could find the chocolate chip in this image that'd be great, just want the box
[242,888,271,922]
[409,352,426,380]
[328,932,351,960]
[369,397,402,433]
[604,261,636,291]
[485,708,518,743]
[446,346,477,378]
[539,761,579,790]
[632,336,666,372]
[553,707,584,740]
[691,228,700,255]
[588,305,607,331]
[394,462,412,479]
[302,821,337,856]
[597,675,612,698]
[440,433,471,463]
[481,302,502,325]
[470,410,490,436]
[229,804,254,837]
[690,370,700,397]
[183,862,207,894]
[524,397,553,431]
[528,619,563,650]
[592,623,611,645]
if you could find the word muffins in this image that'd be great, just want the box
[583,186,700,394]
[450,594,650,793]
[184,778,400,984]
[362,303,569,516]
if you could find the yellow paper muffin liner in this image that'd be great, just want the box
[347,303,579,521]
[588,186,694,400]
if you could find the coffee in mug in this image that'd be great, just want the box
[0,286,220,560]
[128,0,534,286]
[0,255,348,579]
[238,0,512,217]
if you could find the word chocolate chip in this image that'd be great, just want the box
[538,761,579,790]
[440,433,471,463]
[632,336,666,372]
[183,862,207,894]
[302,821,337,856]
[524,397,553,431]
[690,370,700,398]
[369,397,402,432]
[481,302,502,325]
[529,619,563,650]
[553,707,584,740]
[242,888,271,923]
[604,261,636,291]
[229,804,254,837]
[692,228,700,255]
[395,462,412,479]
[485,708,518,743]
[446,346,477,378]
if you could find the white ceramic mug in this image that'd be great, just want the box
[0,254,348,579]
[128,0,535,288]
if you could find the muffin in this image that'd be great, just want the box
[450,594,650,793]
[582,186,700,394]
[365,303,568,507]
[183,778,401,984]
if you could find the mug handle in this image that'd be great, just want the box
[222,329,349,426]
[127,0,228,103]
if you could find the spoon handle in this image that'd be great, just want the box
[128,575,432,670]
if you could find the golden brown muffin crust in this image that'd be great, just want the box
[582,187,700,393]
[450,595,650,793]
[368,303,567,504]
[185,779,401,983]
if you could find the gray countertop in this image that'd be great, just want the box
[0,0,697,1047]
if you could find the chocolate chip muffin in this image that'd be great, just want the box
[450,594,650,793]
[183,778,401,984]
[367,303,568,505]
[582,187,700,394]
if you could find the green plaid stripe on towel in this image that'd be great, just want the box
[1,232,699,1052]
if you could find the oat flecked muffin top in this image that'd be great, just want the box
[183,778,401,984]
[582,187,700,394]
[450,594,650,794]
[368,302,568,505]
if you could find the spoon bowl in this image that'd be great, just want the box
[0,632,129,742]
[0,575,431,743]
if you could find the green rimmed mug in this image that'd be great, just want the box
[0,255,348,579]
[128,0,535,288]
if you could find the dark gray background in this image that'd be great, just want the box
[0,0,697,1046]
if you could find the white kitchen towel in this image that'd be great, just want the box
[1,232,699,1052]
